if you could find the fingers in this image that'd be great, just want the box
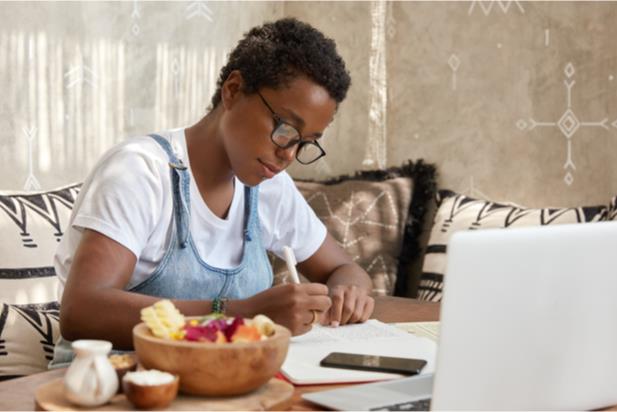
[308,294,332,313]
[303,309,320,326]
[298,282,330,296]
[328,289,344,327]
[361,296,375,322]
[327,286,375,326]
[271,282,375,335]
[348,293,375,323]
[319,308,331,326]
[339,289,357,325]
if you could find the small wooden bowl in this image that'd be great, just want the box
[108,353,138,393]
[123,373,179,409]
[132,319,291,396]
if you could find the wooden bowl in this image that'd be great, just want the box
[108,353,138,393]
[123,373,179,409]
[132,320,291,396]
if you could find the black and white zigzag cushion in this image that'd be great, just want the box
[418,190,609,302]
[0,183,81,304]
[0,301,60,380]
[610,196,617,221]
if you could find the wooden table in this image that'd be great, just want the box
[0,296,440,411]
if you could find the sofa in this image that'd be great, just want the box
[1,161,615,380]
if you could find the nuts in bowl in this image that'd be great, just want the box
[133,300,291,396]
[108,353,138,393]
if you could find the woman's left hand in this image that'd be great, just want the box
[320,284,375,327]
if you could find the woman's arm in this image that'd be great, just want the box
[297,233,375,326]
[61,229,332,347]
[60,229,215,349]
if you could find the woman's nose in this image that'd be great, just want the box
[276,144,297,162]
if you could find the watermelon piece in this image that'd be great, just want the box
[224,317,245,341]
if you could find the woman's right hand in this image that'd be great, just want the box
[242,283,332,336]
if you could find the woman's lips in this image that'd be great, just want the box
[259,160,281,178]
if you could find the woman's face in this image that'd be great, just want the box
[219,72,337,186]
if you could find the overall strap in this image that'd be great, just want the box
[243,185,259,242]
[148,134,190,248]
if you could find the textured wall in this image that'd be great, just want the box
[287,1,617,208]
[0,1,282,190]
[1,1,615,208]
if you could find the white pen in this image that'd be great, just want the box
[283,245,325,327]
[282,246,301,284]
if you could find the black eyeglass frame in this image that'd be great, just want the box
[256,91,326,165]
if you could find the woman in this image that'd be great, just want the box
[53,18,374,364]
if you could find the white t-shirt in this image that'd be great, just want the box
[54,128,327,298]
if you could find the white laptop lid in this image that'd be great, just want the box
[432,222,617,410]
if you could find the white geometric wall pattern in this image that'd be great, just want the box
[131,0,141,36]
[516,62,617,186]
[64,65,98,89]
[22,126,40,192]
[447,54,461,91]
[462,176,490,200]
[468,0,524,16]
[185,1,213,21]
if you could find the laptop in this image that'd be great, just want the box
[303,222,617,410]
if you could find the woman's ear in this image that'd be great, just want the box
[221,70,244,110]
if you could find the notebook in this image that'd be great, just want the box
[280,319,436,385]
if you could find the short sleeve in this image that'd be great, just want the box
[72,141,168,259]
[259,172,326,263]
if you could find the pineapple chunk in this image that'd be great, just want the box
[251,314,275,337]
[140,300,186,339]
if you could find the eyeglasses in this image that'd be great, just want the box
[257,91,326,165]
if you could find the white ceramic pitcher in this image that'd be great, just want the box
[64,340,118,406]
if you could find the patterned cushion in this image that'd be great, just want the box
[418,190,609,302]
[0,301,60,380]
[271,160,437,297]
[0,183,81,304]
[610,196,617,221]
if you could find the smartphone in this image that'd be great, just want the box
[320,352,427,375]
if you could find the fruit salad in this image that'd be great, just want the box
[140,300,276,343]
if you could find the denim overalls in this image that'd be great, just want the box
[50,133,273,367]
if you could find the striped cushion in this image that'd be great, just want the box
[0,183,81,304]
[418,190,609,302]
[0,184,80,379]
[610,196,617,221]
[0,301,60,380]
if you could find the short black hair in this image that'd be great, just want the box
[210,18,351,109]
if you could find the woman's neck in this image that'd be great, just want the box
[184,109,234,190]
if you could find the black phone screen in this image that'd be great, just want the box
[320,352,427,375]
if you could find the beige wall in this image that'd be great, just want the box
[286,1,617,208]
[1,1,615,208]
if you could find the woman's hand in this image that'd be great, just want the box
[293,234,375,328]
[242,283,332,336]
[320,284,375,327]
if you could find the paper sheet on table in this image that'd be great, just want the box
[393,321,440,342]
[280,319,437,385]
